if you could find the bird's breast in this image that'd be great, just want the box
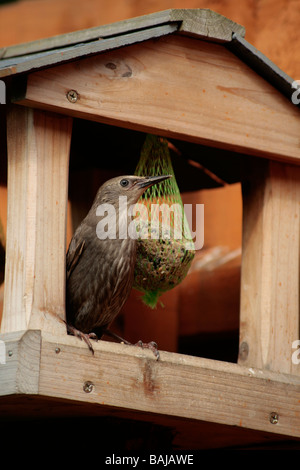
[67,234,137,332]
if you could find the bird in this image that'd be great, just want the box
[65,174,171,358]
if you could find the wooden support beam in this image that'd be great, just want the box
[1,329,300,440]
[239,159,300,375]
[1,105,72,335]
[15,35,300,163]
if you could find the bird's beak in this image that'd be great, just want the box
[136,174,172,189]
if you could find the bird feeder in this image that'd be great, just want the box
[0,9,300,449]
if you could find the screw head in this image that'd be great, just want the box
[66,89,78,103]
[55,347,61,354]
[83,381,94,393]
[8,350,13,357]
[269,412,279,424]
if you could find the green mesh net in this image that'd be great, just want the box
[133,134,195,308]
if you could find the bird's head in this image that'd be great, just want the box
[96,175,172,206]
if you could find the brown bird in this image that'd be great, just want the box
[66,174,171,357]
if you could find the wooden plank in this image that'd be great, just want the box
[36,330,300,439]
[1,329,300,441]
[239,160,300,375]
[0,331,23,395]
[17,35,300,163]
[0,10,179,59]
[0,330,40,396]
[0,9,245,60]
[227,34,297,107]
[0,24,178,78]
[1,106,72,335]
[170,8,245,40]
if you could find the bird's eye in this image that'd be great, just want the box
[120,179,129,187]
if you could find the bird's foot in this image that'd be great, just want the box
[103,329,160,360]
[134,340,160,360]
[66,324,98,354]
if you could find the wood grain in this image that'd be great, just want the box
[0,9,244,60]
[0,0,299,82]
[1,329,300,439]
[18,35,300,163]
[1,106,72,335]
[29,330,300,438]
[0,330,40,395]
[239,160,300,375]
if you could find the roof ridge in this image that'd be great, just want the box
[0,9,245,60]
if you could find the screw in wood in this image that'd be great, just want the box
[269,412,279,424]
[66,89,78,103]
[83,381,94,393]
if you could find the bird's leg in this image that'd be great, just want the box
[103,329,160,360]
[66,323,98,354]
[102,329,131,345]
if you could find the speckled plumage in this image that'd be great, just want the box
[65,174,171,351]
[66,228,136,334]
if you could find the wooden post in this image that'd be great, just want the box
[1,105,72,335]
[239,159,300,375]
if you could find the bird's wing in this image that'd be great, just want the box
[66,236,85,281]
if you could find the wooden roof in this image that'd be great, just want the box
[0,10,244,75]
[1,9,299,167]
[0,9,297,107]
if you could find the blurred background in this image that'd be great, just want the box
[0,0,299,361]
